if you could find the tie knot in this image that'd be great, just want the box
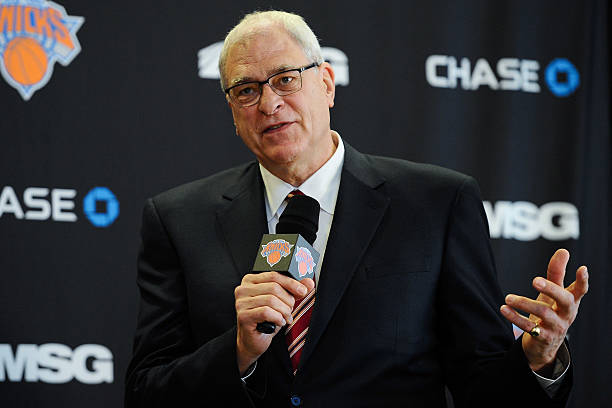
[287,190,304,199]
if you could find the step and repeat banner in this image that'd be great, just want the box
[1,0,609,406]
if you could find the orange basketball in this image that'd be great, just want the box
[3,37,48,86]
[298,262,307,276]
[267,251,281,265]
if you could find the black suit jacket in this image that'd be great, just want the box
[125,144,571,407]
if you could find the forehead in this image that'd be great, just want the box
[224,28,309,85]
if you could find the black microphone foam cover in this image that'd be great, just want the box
[276,195,320,245]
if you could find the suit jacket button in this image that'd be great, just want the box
[290,395,302,406]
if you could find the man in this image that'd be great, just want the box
[125,11,588,407]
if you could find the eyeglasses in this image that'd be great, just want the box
[224,62,319,107]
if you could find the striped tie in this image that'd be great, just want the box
[283,190,316,375]
[285,278,315,375]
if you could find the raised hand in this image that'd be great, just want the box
[500,249,588,372]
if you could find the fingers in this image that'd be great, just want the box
[504,294,561,327]
[531,263,589,315]
[500,302,563,348]
[502,260,589,340]
[237,304,289,328]
[567,265,589,302]
[500,304,538,333]
[245,271,310,299]
[236,280,295,309]
[546,248,569,287]
[505,250,589,371]
[234,272,315,371]
[235,272,314,329]
[301,278,315,294]
[236,294,294,326]
[532,277,574,315]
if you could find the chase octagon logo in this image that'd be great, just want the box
[0,0,84,101]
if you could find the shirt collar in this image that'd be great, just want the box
[259,131,345,221]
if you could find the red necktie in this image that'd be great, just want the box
[283,190,316,375]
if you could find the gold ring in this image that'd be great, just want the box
[529,323,541,337]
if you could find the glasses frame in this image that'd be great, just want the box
[224,62,320,107]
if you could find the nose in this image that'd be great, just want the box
[258,83,283,115]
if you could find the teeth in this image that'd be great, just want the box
[268,124,283,130]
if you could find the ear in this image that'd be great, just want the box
[226,96,240,136]
[319,62,336,108]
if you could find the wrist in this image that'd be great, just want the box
[522,333,559,372]
[236,339,258,375]
[531,360,555,376]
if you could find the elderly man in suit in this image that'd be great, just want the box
[125,11,588,407]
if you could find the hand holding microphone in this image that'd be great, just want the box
[253,194,320,333]
[234,194,319,373]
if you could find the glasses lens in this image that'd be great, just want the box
[270,70,302,94]
[230,83,260,105]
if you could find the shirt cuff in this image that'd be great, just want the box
[531,342,570,397]
[240,361,257,384]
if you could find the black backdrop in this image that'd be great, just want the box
[1,0,610,406]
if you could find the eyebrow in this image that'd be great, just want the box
[229,64,297,86]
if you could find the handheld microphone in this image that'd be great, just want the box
[253,195,320,334]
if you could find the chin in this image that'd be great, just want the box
[263,145,301,165]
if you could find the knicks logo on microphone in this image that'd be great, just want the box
[0,0,84,101]
[294,246,315,277]
[261,239,293,267]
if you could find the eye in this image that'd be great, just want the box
[272,72,299,89]
[237,87,254,96]
[232,83,258,100]
[279,75,294,85]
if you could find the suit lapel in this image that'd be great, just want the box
[216,163,268,281]
[298,144,390,370]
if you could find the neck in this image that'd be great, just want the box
[264,132,338,186]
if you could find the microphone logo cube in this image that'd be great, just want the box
[253,234,320,281]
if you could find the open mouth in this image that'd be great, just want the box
[263,122,292,133]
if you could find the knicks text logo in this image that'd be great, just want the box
[294,246,315,277]
[261,239,293,267]
[0,0,84,100]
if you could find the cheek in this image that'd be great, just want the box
[232,112,254,136]
[306,89,330,121]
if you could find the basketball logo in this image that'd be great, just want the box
[261,239,293,267]
[4,37,48,85]
[294,246,315,277]
[0,1,84,100]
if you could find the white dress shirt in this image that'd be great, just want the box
[259,131,344,285]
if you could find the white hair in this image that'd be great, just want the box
[218,10,324,90]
